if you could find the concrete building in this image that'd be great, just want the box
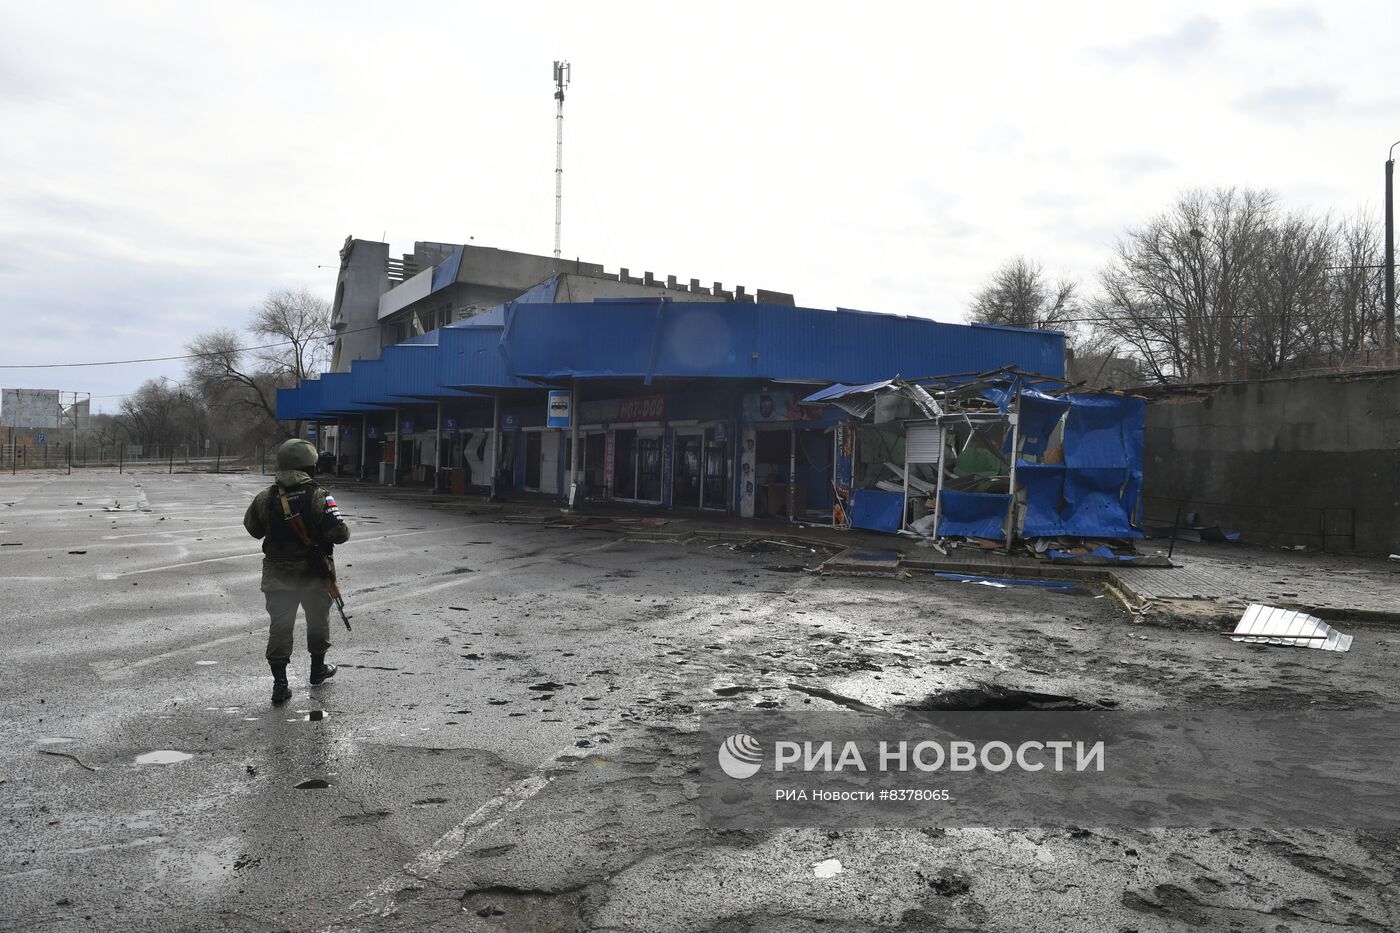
[327,236,791,373]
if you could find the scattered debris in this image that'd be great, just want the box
[812,858,844,879]
[927,868,972,897]
[295,779,332,789]
[933,572,1076,590]
[67,550,87,555]
[38,749,99,772]
[908,684,1103,711]
[789,683,881,713]
[1225,604,1352,652]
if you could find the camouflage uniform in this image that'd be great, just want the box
[243,440,350,701]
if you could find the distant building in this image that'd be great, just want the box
[327,236,793,372]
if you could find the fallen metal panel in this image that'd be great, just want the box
[1229,603,1352,652]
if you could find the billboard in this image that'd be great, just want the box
[2,389,61,429]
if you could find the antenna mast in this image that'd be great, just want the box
[553,60,571,260]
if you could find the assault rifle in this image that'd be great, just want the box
[278,490,352,631]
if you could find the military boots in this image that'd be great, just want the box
[310,654,338,686]
[270,661,292,704]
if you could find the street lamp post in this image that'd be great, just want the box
[1386,141,1399,359]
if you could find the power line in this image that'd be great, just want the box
[0,323,379,370]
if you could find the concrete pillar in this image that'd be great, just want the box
[434,401,443,493]
[391,407,399,486]
[490,395,500,500]
[359,415,367,481]
[788,423,797,523]
[568,379,581,508]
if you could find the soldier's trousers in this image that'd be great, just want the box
[264,585,332,663]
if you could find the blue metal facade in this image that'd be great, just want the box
[279,300,1064,420]
[282,299,1066,522]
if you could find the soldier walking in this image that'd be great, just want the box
[243,439,351,704]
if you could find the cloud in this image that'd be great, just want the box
[1237,83,1341,122]
[1105,153,1176,176]
[1247,5,1324,34]
[1094,16,1221,65]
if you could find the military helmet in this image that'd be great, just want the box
[275,438,319,471]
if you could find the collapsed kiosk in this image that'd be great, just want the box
[803,369,1146,559]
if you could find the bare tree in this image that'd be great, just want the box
[250,288,331,384]
[1240,210,1333,374]
[1098,188,1276,382]
[186,328,280,425]
[969,257,1078,331]
[116,379,205,451]
[185,288,331,439]
[1318,211,1385,366]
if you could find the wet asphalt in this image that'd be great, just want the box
[2,469,1399,932]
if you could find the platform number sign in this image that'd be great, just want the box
[35,432,45,444]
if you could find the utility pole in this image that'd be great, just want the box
[553,60,571,260]
[1387,141,1398,359]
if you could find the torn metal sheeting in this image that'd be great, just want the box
[800,378,942,421]
[1228,603,1352,652]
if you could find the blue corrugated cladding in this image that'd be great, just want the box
[500,302,1064,382]
[275,386,303,420]
[373,343,476,402]
[284,299,1064,415]
[437,325,535,391]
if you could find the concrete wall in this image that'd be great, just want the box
[457,245,604,291]
[330,238,390,372]
[553,273,735,304]
[1143,372,1400,553]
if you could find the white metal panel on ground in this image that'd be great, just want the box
[1230,603,1352,652]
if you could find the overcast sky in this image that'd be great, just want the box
[1,1,1394,411]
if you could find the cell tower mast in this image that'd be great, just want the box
[553,60,571,260]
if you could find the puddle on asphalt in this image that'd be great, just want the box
[134,750,193,765]
[848,549,899,561]
[295,778,332,789]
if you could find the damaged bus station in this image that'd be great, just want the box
[9,10,1400,928]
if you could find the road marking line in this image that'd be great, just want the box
[329,768,557,930]
[114,552,255,576]
[101,523,247,540]
[94,631,253,680]
[348,539,619,614]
